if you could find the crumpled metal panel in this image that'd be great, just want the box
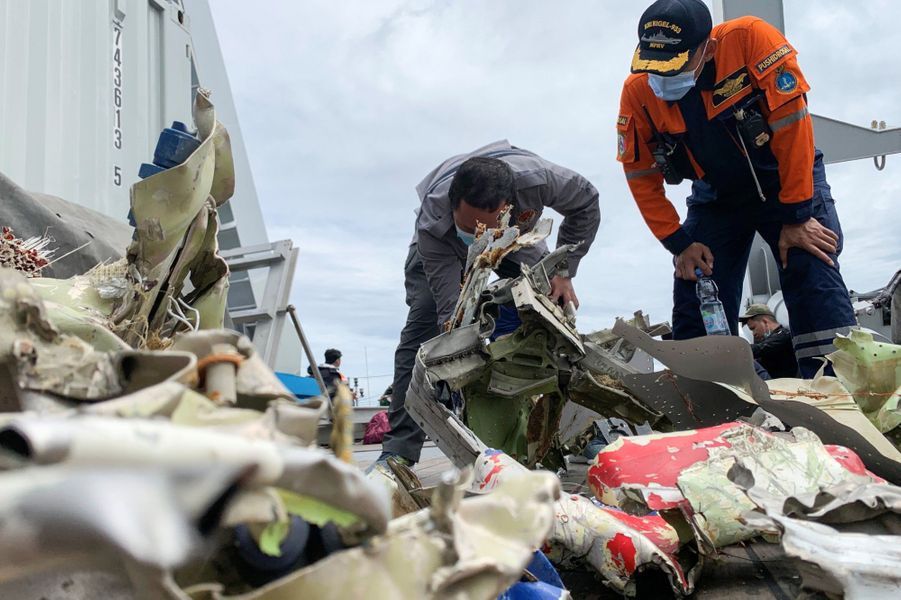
[612,319,770,404]
[81,381,324,446]
[828,329,901,443]
[588,423,741,514]
[735,460,901,599]
[0,267,124,401]
[588,422,887,551]
[766,375,901,471]
[676,425,881,550]
[184,467,560,600]
[471,449,697,597]
[112,88,233,343]
[0,415,390,535]
[613,320,901,484]
[742,509,901,599]
[0,466,245,582]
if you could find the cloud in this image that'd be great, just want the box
[208,0,900,390]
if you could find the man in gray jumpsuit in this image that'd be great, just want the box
[379,140,601,465]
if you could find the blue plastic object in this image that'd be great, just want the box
[497,551,568,600]
[275,372,323,400]
[490,304,523,341]
[498,582,568,600]
[137,121,201,181]
[524,550,565,588]
[138,162,166,179]
[153,120,201,168]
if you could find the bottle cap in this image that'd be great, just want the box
[694,267,703,278]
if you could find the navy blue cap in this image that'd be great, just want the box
[631,0,712,76]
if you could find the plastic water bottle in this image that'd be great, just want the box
[695,268,730,336]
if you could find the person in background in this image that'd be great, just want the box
[740,304,798,379]
[307,348,347,400]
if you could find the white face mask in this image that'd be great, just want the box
[455,225,475,246]
[647,41,708,101]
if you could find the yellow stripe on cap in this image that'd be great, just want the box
[631,48,690,73]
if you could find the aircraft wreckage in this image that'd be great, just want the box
[0,91,900,600]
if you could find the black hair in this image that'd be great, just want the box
[448,157,514,211]
[324,348,342,364]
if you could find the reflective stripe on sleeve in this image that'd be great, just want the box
[769,106,810,133]
[625,167,659,180]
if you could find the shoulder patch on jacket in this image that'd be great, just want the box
[712,67,751,107]
[617,114,630,128]
[755,44,792,74]
[774,66,799,94]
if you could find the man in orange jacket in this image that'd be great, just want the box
[617,0,856,377]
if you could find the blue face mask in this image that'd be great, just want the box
[647,70,697,101]
[456,225,475,246]
[647,41,708,101]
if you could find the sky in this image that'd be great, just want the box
[207,0,901,398]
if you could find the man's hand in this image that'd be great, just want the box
[675,242,714,281]
[550,275,579,309]
[778,219,838,268]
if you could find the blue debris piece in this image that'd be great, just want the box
[137,163,166,179]
[153,121,201,169]
[524,550,565,588]
[275,372,322,400]
[498,581,569,600]
[490,304,523,341]
[497,551,568,599]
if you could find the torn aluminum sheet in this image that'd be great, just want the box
[828,329,901,445]
[0,466,244,586]
[112,88,233,345]
[728,455,899,524]
[0,415,389,535]
[471,449,697,597]
[612,319,901,484]
[742,511,901,599]
[184,466,560,600]
[588,422,884,551]
[677,425,881,550]
[588,422,742,514]
[81,381,324,446]
[0,267,124,401]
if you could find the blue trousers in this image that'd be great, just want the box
[672,184,856,378]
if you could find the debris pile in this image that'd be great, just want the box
[0,93,563,600]
[1,92,899,598]
[397,215,901,598]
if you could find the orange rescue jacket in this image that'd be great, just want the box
[617,16,815,252]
